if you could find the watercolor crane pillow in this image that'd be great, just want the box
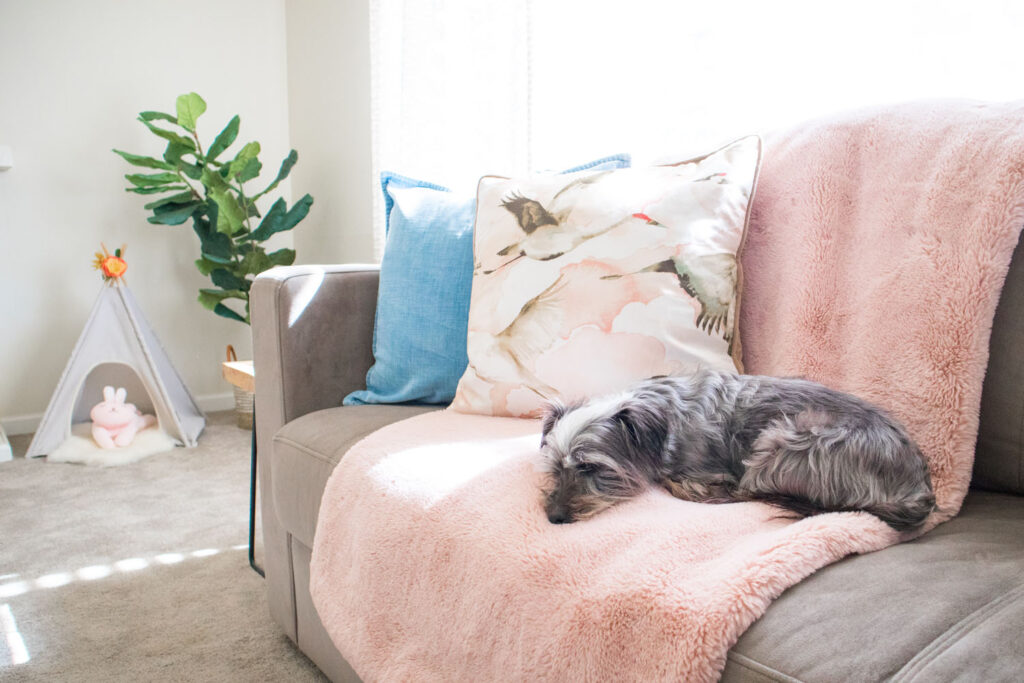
[451,136,762,418]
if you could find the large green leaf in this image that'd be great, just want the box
[127,184,188,195]
[268,248,296,266]
[279,193,314,232]
[202,251,232,264]
[163,141,192,166]
[140,119,196,149]
[194,257,218,276]
[256,150,298,198]
[198,288,247,311]
[202,165,225,189]
[144,190,196,210]
[112,149,174,170]
[147,201,201,225]
[192,214,233,263]
[245,194,313,242]
[179,160,203,180]
[207,115,240,161]
[228,142,260,178]
[153,200,199,214]
[176,93,207,132]
[200,288,250,323]
[244,198,286,242]
[238,157,262,183]
[213,189,246,235]
[240,248,273,275]
[125,172,180,187]
[214,302,247,323]
[211,268,249,291]
[203,168,247,235]
[139,111,178,124]
[198,287,246,301]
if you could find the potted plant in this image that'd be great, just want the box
[114,92,313,426]
[114,92,312,324]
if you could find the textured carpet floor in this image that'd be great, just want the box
[0,411,327,682]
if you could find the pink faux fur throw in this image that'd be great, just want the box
[741,99,1024,519]
[311,100,1024,681]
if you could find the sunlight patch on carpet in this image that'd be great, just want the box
[76,565,112,581]
[34,573,72,589]
[1,604,29,665]
[0,545,247,598]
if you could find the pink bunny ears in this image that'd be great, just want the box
[102,386,127,403]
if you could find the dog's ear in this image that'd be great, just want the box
[613,399,668,455]
[540,401,568,446]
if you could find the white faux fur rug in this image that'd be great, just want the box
[48,423,177,466]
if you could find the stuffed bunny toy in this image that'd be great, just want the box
[90,386,156,449]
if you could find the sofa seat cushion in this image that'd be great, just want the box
[723,489,1024,682]
[271,405,441,547]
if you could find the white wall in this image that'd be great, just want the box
[285,0,374,264]
[0,0,294,432]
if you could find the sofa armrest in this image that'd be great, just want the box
[252,264,380,430]
[250,263,379,639]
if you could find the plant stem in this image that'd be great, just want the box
[236,179,254,235]
[192,130,205,158]
[175,172,203,202]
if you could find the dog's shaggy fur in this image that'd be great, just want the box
[539,370,936,531]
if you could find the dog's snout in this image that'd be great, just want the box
[547,510,570,524]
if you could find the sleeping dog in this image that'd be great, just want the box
[539,370,936,531]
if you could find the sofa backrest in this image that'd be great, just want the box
[973,231,1024,495]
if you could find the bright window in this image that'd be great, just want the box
[371,0,1024,252]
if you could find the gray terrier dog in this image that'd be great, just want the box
[539,370,936,531]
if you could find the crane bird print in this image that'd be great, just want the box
[479,170,642,274]
[465,275,569,401]
[603,213,739,352]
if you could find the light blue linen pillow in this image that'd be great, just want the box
[344,154,632,406]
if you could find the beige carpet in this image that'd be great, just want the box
[0,411,327,682]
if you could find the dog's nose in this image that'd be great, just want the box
[548,511,570,524]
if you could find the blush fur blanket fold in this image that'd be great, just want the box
[311,100,1024,682]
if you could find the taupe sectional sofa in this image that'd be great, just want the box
[252,227,1024,681]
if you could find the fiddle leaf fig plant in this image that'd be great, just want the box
[114,92,313,324]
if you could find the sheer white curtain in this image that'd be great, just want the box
[369,0,532,256]
[371,0,1024,257]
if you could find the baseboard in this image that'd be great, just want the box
[1,414,41,437]
[196,391,237,414]
[2,392,236,436]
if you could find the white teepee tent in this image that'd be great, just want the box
[27,280,205,458]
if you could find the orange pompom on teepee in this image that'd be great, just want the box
[92,243,128,282]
